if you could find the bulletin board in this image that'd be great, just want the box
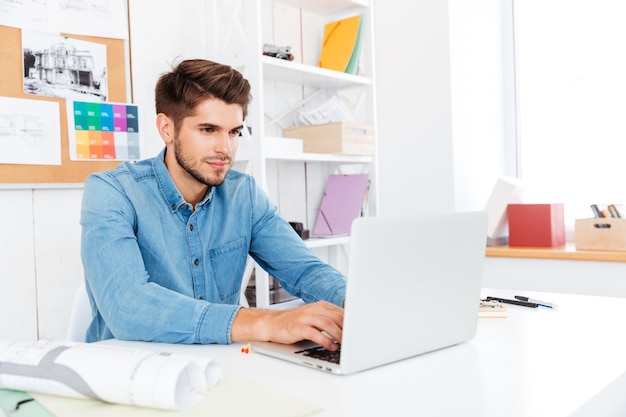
[0,25,128,184]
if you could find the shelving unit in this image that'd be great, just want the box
[223,0,377,307]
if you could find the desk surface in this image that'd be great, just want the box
[102,290,626,417]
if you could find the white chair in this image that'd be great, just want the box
[67,283,92,342]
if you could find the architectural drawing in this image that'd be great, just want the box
[0,113,46,147]
[0,96,61,166]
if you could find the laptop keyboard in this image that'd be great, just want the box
[295,345,341,364]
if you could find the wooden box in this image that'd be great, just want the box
[575,218,626,251]
[283,122,375,155]
[507,203,565,247]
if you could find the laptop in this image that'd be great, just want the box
[253,211,488,375]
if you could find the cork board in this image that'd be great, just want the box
[0,26,128,184]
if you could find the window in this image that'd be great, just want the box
[513,0,626,223]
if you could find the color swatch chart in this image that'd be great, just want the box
[69,101,141,160]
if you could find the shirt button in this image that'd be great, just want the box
[198,297,204,301]
[171,204,176,210]
[189,224,194,231]
[194,259,199,266]
[183,204,189,210]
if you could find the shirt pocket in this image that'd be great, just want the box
[208,236,248,302]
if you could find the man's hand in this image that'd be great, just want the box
[231,301,344,351]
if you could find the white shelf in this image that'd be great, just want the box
[0,183,84,190]
[236,137,375,163]
[262,56,371,89]
[236,151,373,164]
[266,150,374,163]
[305,236,351,248]
[275,0,367,15]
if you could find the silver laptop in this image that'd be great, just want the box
[253,211,488,375]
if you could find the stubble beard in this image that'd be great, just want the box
[173,137,232,187]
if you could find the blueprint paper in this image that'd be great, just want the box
[0,340,222,410]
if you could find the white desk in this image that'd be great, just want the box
[100,289,626,417]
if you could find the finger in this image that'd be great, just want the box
[318,322,342,345]
[305,328,340,351]
[309,301,344,325]
[309,315,343,345]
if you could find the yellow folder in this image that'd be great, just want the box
[318,15,362,72]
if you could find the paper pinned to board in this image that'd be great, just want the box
[0,340,222,411]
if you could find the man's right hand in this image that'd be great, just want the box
[231,300,344,351]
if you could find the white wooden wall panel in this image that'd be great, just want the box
[301,10,322,67]
[33,189,84,340]
[0,190,38,341]
[276,161,307,224]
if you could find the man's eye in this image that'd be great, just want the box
[201,127,215,133]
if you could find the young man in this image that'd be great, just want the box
[80,59,345,351]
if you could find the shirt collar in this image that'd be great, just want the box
[152,148,214,212]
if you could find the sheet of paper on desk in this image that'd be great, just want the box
[32,373,322,417]
[0,339,221,410]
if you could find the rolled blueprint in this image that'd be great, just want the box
[0,339,222,410]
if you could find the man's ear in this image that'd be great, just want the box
[156,113,174,143]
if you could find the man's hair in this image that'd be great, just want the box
[155,59,251,131]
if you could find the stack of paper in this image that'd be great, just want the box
[292,96,355,127]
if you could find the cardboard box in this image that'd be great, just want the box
[507,204,565,247]
[283,122,375,155]
[575,218,626,251]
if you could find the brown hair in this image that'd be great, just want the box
[155,59,251,132]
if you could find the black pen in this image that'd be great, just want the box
[515,295,557,309]
[486,296,538,308]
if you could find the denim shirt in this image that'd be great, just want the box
[80,148,346,344]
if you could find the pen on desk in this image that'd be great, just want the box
[486,297,538,308]
[514,296,558,309]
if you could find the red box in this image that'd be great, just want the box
[507,204,565,247]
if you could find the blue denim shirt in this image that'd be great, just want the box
[80,148,346,344]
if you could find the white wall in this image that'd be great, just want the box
[448,0,517,211]
[374,0,515,216]
[128,0,218,158]
[1,190,37,340]
[374,0,456,216]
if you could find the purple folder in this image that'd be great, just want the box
[313,174,370,237]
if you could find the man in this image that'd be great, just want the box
[80,59,345,351]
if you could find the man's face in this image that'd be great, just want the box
[171,98,244,187]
